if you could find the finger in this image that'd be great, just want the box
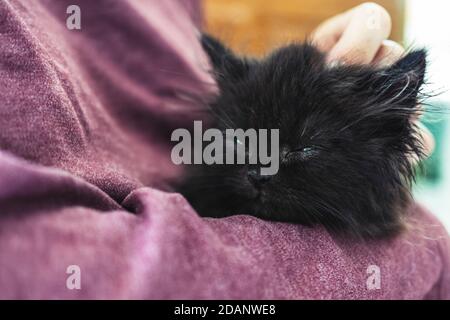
[418,122,435,159]
[311,11,351,52]
[410,121,435,164]
[372,40,405,66]
[327,3,392,64]
[411,104,424,123]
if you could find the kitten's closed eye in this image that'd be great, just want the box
[286,146,321,161]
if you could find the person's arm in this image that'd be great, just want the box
[311,2,435,161]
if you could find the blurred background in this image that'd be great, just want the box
[203,0,450,230]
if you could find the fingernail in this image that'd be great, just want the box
[327,59,346,68]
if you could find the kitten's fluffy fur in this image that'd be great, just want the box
[177,34,427,239]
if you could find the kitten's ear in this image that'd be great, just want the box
[376,50,427,105]
[201,33,251,80]
[388,50,426,85]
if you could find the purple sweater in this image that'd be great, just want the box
[0,0,448,299]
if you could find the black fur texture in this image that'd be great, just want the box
[177,33,428,239]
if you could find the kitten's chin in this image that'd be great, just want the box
[232,180,261,201]
[246,191,271,215]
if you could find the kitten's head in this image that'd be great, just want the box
[182,34,427,239]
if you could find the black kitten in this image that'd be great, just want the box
[177,33,427,239]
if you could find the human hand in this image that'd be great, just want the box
[311,2,434,162]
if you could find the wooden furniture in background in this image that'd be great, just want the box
[204,0,405,56]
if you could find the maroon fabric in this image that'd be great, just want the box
[0,0,449,299]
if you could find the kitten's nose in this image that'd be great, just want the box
[247,168,271,187]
